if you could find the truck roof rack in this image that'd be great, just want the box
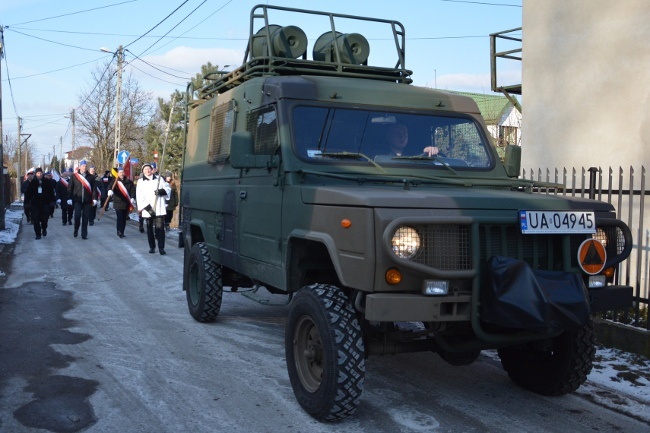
[197,4,413,100]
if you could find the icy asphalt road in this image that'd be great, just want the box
[0,207,648,433]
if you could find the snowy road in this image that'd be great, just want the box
[0,206,648,432]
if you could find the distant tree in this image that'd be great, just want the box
[76,61,154,171]
[142,62,223,178]
[3,133,37,178]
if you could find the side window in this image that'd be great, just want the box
[208,100,235,163]
[247,107,278,155]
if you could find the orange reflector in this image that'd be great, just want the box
[385,269,402,285]
[603,267,615,278]
[577,239,606,275]
[341,219,352,228]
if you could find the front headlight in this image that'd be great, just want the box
[391,226,421,259]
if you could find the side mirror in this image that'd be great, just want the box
[503,144,521,178]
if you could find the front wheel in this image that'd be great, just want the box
[184,242,222,322]
[285,284,365,421]
[497,319,596,395]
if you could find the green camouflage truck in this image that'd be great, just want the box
[179,4,633,421]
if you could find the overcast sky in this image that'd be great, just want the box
[0,0,522,167]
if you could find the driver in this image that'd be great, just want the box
[386,123,439,157]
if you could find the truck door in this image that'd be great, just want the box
[237,106,283,267]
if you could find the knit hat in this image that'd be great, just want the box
[79,160,87,166]
[142,162,153,170]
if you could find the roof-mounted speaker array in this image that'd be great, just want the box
[251,25,370,65]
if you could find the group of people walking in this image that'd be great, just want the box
[21,161,178,255]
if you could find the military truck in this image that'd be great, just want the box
[179,4,633,421]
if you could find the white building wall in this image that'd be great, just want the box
[521,0,650,171]
[521,0,650,301]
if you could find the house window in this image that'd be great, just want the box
[499,126,518,146]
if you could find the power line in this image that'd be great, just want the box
[5,27,104,52]
[132,0,207,57]
[7,0,139,26]
[439,0,521,6]
[127,50,191,80]
[7,26,247,41]
[125,0,190,48]
[150,0,234,53]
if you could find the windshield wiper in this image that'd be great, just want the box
[319,152,386,173]
[392,154,458,175]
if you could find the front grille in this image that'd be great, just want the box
[410,225,471,270]
[398,222,626,273]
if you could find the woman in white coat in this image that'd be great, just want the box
[136,163,172,255]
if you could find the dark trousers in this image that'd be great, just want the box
[89,203,97,223]
[61,203,73,224]
[115,209,128,235]
[145,216,166,250]
[31,204,49,236]
[24,203,32,222]
[73,202,92,238]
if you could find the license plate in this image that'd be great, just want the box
[519,210,596,234]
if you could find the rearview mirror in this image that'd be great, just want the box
[504,144,521,178]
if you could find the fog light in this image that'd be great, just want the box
[588,275,606,288]
[422,280,449,295]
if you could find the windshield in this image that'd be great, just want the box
[292,106,494,169]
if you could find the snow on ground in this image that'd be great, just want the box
[1,202,648,407]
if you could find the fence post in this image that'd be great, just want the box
[588,167,599,199]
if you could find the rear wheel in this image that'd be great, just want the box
[285,284,365,421]
[497,320,595,395]
[184,242,222,322]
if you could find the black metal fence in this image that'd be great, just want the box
[523,166,648,330]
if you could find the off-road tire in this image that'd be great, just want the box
[497,319,596,395]
[285,284,365,421]
[185,242,222,322]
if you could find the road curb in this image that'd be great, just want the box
[594,318,650,358]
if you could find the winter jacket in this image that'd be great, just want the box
[109,177,136,211]
[67,171,97,205]
[24,177,56,209]
[136,174,171,218]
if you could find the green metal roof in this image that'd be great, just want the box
[442,90,517,124]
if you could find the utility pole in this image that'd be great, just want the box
[59,136,63,171]
[71,108,75,151]
[16,116,21,207]
[0,26,6,230]
[115,45,123,168]
[100,45,123,168]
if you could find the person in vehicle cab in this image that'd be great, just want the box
[385,123,439,157]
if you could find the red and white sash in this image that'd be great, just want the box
[59,177,69,188]
[116,180,134,211]
[96,186,102,200]
[74,173,93,196]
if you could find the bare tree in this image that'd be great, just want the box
[76,61,154,170]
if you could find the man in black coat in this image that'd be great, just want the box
[67,161,98,240]
[57,169,74,225]
[24,167,56,239]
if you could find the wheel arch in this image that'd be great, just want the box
[286,232,346,294]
